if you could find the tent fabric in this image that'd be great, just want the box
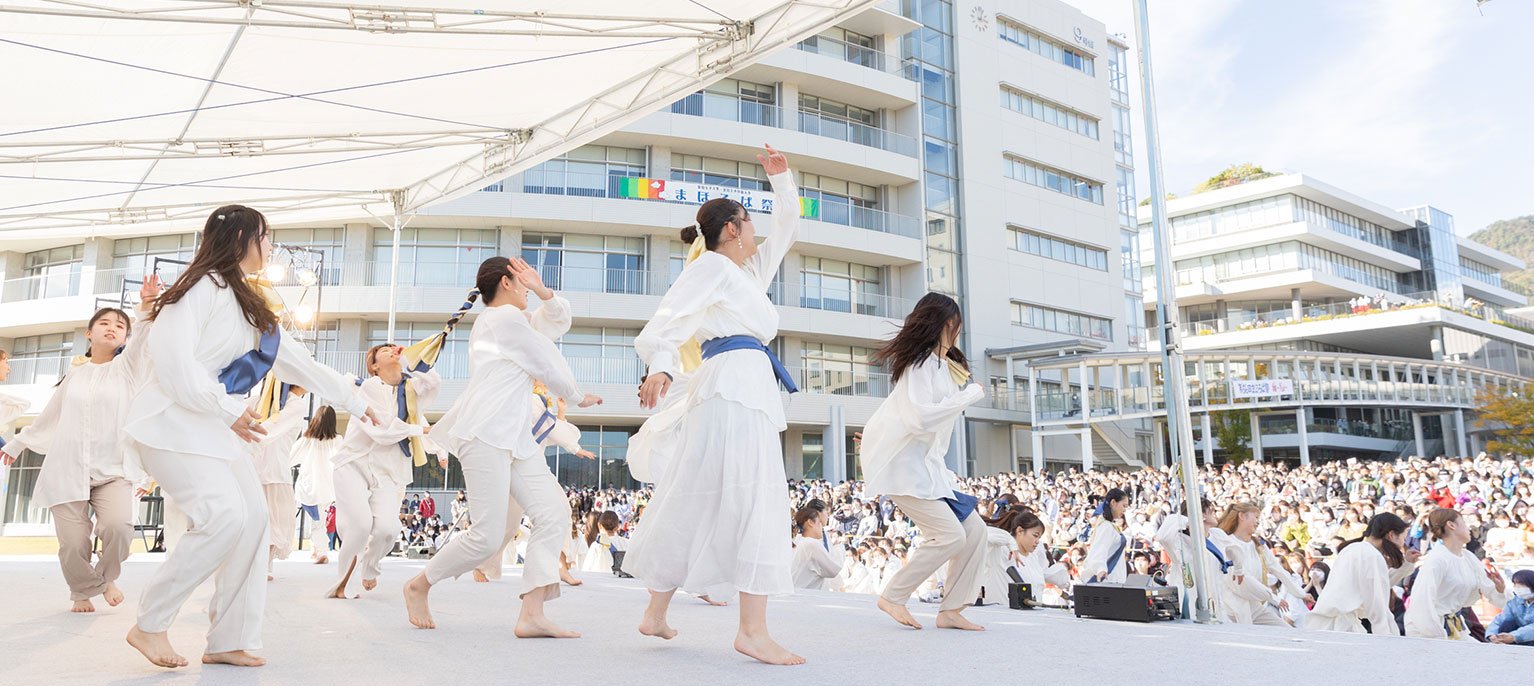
[0,0,882,238]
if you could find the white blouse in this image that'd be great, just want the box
[333,368,442,487]
[1403,544,1507,639]
[433,296,581,460]
[633,171,800,429]
[290,435,340,506]
[126,275,367,461]
[1082,519,1129,584]
[858,353,984,500]
[791,534,844,591]
[8,336,154,509]
[0,392,26,432]
[249,398,309,485]
[1305,540,1398,635]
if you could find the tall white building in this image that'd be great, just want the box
[0,0,1148,531]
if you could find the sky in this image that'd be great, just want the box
[1060,0,1533,236]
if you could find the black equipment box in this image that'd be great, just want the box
[1072,582,1179,622]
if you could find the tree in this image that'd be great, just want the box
[1138,192,1177,207]
[1475,387,1534,456]
[1211,409,1253,464]
[1193,163,1277,194]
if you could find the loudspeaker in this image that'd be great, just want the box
[1072,582,1179,622]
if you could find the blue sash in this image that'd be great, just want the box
[822,531,831,552]
[392,373,413,458]
[218,327,280,395]
[1091,530,1127,583]
[1205,539,1233,573]
[0,436,6,451]
[700,335,798,393]
[531,394,557,443]
[942,490,978,522]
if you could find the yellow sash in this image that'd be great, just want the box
[678,233,708,374]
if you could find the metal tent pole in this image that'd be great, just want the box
[386,190,406,343]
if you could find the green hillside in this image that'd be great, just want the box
[1470,216,1534,294]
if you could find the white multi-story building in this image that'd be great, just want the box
[1,0,1149,531]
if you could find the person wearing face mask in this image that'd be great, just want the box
[1487,569,1534,645]
[1,278,161,614]
[1404,508,1508,640]
[1305,513,1410,635]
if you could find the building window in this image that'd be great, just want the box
[996,17,1095,76]
[1010,226,1108,271]
[19,245,84,300]
[801,342,886,396]
[557,327,643,385]
[800,257,886,315]
[670,78,779,127]
[1003,154,1104,204]
[799,172,883,230]
[799,27,882,70]
[1459,257,1503,287]
[2,333,73,386]
[521,233,646,295]
[367,321,473,378]
[999,85,1099,140]
[1107,42,1131,104]
[547,426,638,489]
[370,228,499,287]
[1171,241,1403,294]
[271,228,345,286]
[670,154,771,191]
[522,145,647,198]
[1112,105,1133,167]
[112,234,197,292]
[1011,302,1112,340]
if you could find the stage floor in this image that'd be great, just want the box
[1,553,1526,685]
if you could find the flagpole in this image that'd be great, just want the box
[1132,0,1215,623]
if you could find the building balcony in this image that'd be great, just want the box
[1462,275,1529,309]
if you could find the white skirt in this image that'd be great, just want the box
[623,397,793,597]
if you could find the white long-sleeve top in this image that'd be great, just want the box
[1208,528,1300,623]
[632,171,800,430]
[332,368,442,487]
[0,392,26,433]
[1082,519,1129,584]
[1015,541,1072,603]
[434,296,581,460]
[250,398,309,485]
[1403,544,1508,639]
[859,353,984,500]
[9,324,155,509]
[792,534,844,591]
[125,275,367,461]
[978,527,1020,604]
[290,435,340,506]
[1305,540,1399,635]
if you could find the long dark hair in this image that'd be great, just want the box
[870,292,968,384]
[1097,488,1128,522]
[680,197,746,251]
[473,256,511,302]
[1339,512,1408,568]
[303,405,338,440]
[149,205,277,332]
[986,506,1044,535]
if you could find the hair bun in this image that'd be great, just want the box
[679,224,699,243]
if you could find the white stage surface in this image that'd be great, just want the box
[2,553,1526,684]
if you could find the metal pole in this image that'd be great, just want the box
[1132,0,1215,623]
[386,190,405,343]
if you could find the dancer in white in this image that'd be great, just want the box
[625,144,804,665]
[981,507,1069,606]
[791,505,843,591]
[581,510,627,574]
[857,292,987,631]
[472,384,596,584]
[326,342,441,598]
[1404,508,1508,640]
[1305,512,1409,635]
[403,257,601,636]
[1210,502,1302,626]
[1,280,159,613]
[291,406,341,564]
[1081,488,1130,585]
[1153,498,1228,619]
[123,205,376,669]
[250,383,309,579]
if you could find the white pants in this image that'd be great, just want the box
[137,449,269,654]
[330,461,401,591]
[425,440,566,600]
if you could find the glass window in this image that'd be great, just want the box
[1010,302,1112,341]
[997,17,1095,76]
[270,228,345,286]
[2,332,73,386]
[20,245,84,300]
[521,233,646,295]
[521,145,647,198]
[370,228,498,287]
[1000,85,1099,140]
[1003,155,1104,205]
[112,234,198,292]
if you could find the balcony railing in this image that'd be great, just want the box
[795,35,888,71]
[1181,290,1534,338]
[0,355,71,386]
[0,267,138,305]
[798,108,917,156]
[669,92,781,128]
[792,365,892,398]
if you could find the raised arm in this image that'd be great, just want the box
[746,145,799,290]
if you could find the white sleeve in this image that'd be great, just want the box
[489,310,583,403]
[526,294,573,341]
[1360,559,1400,636]
[896,358,985,434]
[632,259,731,380]
[407,368,443,410]
[1403,556,1447,639]
[146,279,249,425]
[1081,525,1114,581]
[745,170,801,290]
[806,542,842,579]
[352,381,424,446]
[4,379,66,456]
[273,327,369,417]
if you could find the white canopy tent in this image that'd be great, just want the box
[0,0,885,327]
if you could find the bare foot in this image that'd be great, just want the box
[514,616,581,638]
[734,632,806,666]
[313,554,329,565]
[935,610,985,631]
[126,625,188,668]
[71,599,96,613]
[103,582,125,607]
[638,613,677,640]
[327,559,357,599]
[362,578,378,592]
[472,569,490,583]
[698,594,728,606]
[202,650,267,667]
[560,569,584,586]
[403,574,435,629]
[877,596,922,630]
[267,574,275,582]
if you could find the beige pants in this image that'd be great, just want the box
[426,440,567,600]
[263,483,296,563]
[330,461,402,591]
[880,495,987,613]
[50,477,135,601]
